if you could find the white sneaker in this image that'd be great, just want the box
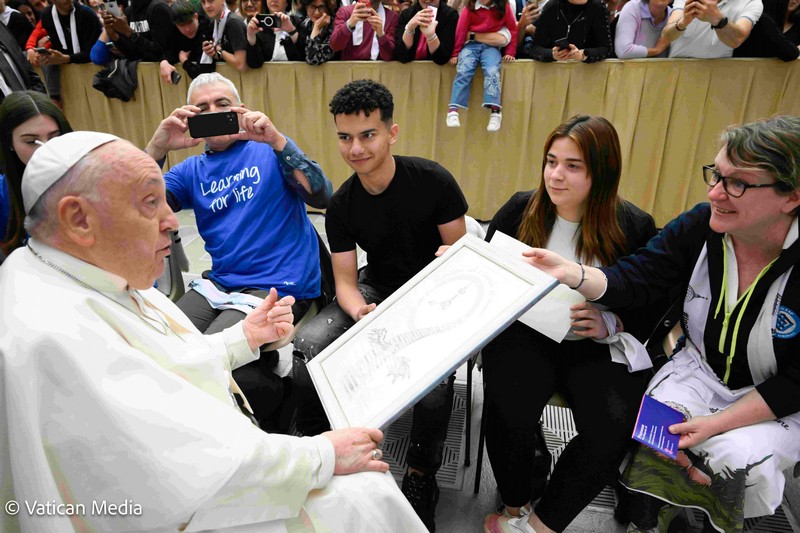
[446,111,460,128]
[487,112,502,132]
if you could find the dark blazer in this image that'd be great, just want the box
[0,22,45,104]
[246,15,306,67]
[394,2,458,64]
[5,10,33,49]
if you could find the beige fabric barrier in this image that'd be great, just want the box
[61,59,800,226]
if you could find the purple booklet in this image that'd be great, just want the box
[631,395,684,459]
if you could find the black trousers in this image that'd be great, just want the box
[482,321,647,532]
[177,287,312,431]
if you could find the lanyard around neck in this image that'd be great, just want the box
[713,240,776,384]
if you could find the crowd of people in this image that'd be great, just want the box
[0,67,798,533]
[0,3,799,530]
[0,0,798,124]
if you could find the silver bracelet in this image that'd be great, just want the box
[426,34,438,43]
[568,261,585,290]
[404,26,414,35]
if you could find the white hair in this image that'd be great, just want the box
[186,73,241,105]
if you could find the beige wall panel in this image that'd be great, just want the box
[60,59,797,226]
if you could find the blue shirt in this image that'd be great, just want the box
[0,174,9,242]
[164,138,329,299]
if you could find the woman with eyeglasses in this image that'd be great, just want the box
[516,115,800,533]
[238,0,261,23]
[300,0,337,64]
[245,0,306,66]
[0,90,72,263]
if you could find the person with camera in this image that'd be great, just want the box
[245,0,305,66]
[161,0,214,82]
[522,0,611,62]
[516,0,543,56]
[144,72,333,432]
[394,0,458,64]
[661,0,761,57]
[37,0,101,66]
[330,0,398,60]
[199,0,248,71]
[99,0,173,62]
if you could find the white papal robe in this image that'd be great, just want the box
[0,240,426,533]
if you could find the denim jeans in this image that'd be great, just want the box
[293,282,454,474]
[449,41,502,109]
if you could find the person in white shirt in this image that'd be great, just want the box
[662,0,762,57]
[0,131,426,533]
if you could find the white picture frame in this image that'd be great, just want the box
[307,234,559,430]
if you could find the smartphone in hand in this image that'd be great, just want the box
[554,37,570,50]
[34,47,51,55]
[102,0,122,16]
[187,111,240,139]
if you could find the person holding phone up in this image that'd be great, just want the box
[394,0,459,64]
[516,0,543,56]
[100,0,173,62]
[661,0,761,57]
[245,0,306,66]
[144,72,332,432]
[330,0,398,60]
[522,0,611,62]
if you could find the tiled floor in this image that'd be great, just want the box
[171,211,797,533]
[171,210,627,532]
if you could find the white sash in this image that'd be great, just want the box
[201,5,230,64]
[51,5,79,54]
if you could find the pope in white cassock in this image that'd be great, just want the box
[0,132,426,532]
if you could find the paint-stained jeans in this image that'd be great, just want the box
[293,282,455,474]
[449,41,502,109]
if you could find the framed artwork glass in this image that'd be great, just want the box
[307,234,559,429]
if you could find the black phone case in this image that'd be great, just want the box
[187,112,239,138]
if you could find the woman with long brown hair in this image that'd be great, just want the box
[482,115,661,533]
[0,90,72,262]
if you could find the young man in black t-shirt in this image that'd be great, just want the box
[293,79,467,532]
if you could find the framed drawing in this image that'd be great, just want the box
[307,234,559,430]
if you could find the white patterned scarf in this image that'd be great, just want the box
[51,5,79,54]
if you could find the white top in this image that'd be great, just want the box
[668,0,762,58]
[546,215,582,263]
[0,241,349,532]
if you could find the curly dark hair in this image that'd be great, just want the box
[329,79,393,125]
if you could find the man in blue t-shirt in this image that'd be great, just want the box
[145,72,333,431]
